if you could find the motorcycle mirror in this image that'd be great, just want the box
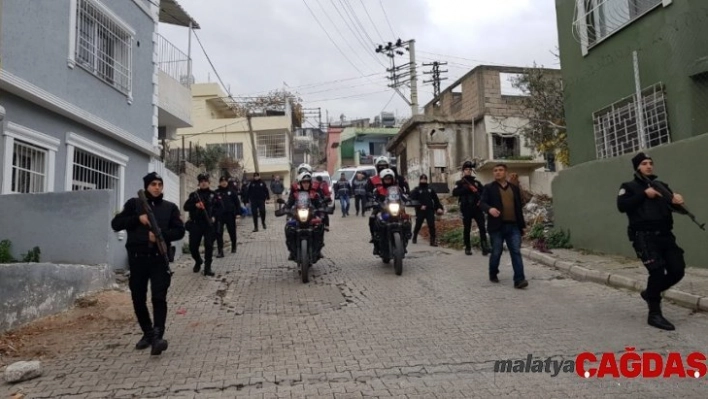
[276,198,285,204]
[274,209,285,217]
[326,205,335,215]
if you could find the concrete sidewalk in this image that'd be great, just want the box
[521,246,708,311]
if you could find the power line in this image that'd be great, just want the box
[357,0,385,42]
[305,89,390,103]
[329,0,384,67]
[302,0,367,76]
[379,0,396,37]
[379,90,396,114]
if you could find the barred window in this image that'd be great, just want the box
[576,0,662,48]
[256,132,287,159]
[206,142,244,160]
[76,0,133,94]
[11,141,47,194]
[72,149,121,207]
[593,83,670,159]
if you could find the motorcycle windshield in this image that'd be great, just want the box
[296,191,311,209]
[386,186,401,202]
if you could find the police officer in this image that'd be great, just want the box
[618,152,686,331]
[246,172,270,232]
[410,174,444,246]
[452,161,490,256]
[111,172,185,355]
[215,176,241,257]
[184,173,222,276]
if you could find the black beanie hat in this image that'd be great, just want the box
[631,152,652,170]
[219,176,228,182]
[143,172,163,189]
[419,174,428,180]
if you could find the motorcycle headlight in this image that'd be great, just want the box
[297,209,309,222]
[388,203,400,216]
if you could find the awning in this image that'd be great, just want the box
[477,159,547,172]
[159,0,200,29]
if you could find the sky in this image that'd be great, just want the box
[159,0,560,127]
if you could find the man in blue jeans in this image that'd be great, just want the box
[479,163,529,289]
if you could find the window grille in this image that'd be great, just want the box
[491,134,520,159]
[574,0,662,48]
[256,132,287,159]
[76,0,132,94]
[206,142,244,160]
[72,149,121,206]
[11,140,47,193]
[593,83,670,159]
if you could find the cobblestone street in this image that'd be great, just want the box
[4,212,708,398]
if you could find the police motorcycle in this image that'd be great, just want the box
[275,186,334,283]
[367,179,418,276]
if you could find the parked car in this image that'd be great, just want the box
[335,165,377,187]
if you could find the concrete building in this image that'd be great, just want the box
[335,127,398,172]
[388,65,561,194]
[552,0,708,267]
[170,82,295,185]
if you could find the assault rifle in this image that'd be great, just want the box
[137,189,173,274]
[634,172,706,231]
[193,190,213,228]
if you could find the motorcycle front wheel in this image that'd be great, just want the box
[300,239,310,283]
[393,232,403,276]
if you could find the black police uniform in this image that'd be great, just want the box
[215,178,241,256]
[184,175,222,276]
[247,177,270,231]
[618,152,686,331]
[410,175,444,246]
[111,172,185,355]
[452,166,490,255]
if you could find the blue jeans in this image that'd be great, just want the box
[489,223,525,283]
[339,194,350,215]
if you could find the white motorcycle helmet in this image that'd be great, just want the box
[379,168,395,180]
[297,163,313,174]
[374,156,390,168]
[297,171,313,183]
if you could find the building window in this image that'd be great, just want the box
[491,134,520,159]
[65,132,127,210]
[75,0,133,95]
[207,143,244,160]
[11,141,47,194]
[256,132,287,160]
[593,83,670,159]
[1,122,59,195]
[576,0,662,49]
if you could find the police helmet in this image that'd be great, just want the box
[374,156,390,167]
[462,160,475,170]
[379,168,395,180]
[297,163,313,174]
[297,171,313,183]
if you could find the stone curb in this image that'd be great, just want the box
[521,248,708,312]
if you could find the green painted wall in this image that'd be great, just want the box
[556,0,708,165]
[552,133,708,268]
[340,139,354,158]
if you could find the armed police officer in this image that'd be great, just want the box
[215,176,241,257]
[184,173,222,276]
[452,161,490,256]
[246,173,270,232]
[410,174,444,246]
[111,172,184,356]
[618,152,686,331]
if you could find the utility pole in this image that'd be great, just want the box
[375,38,419,115]
[246,112,259,174]
[423,61,448,105]
[302,107,323,130]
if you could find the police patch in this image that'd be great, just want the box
[618,188,626,196]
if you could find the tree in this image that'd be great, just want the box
[511,64,569,166]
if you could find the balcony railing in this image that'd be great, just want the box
[156,33,191,88]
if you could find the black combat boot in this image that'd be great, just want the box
[203,263,215,277]
[135,329,154,350]
[465,247,473,256]
[412,235,417,244]
[193,260,202,273]
[481,238,491,256]
[231,243,237,254]
[216,250,224,258]
[646,298,675,331]
[150,327,168,356]
[430,236,438,247]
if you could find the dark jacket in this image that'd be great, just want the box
[240,182,249,204]
[479,180,526,233]
[111,194,185,254]
[617,174,674,233]
[184,188,222,228]
[352,178,367,196]
[270,179,285,195]
[247,180,270,203]
[410,184,443,213]
[216,186,241,216]
[333,179,352,198]
[452,176,484,213]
